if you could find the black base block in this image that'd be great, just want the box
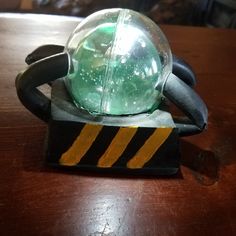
[45,79,181,176]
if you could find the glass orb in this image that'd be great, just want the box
[65,8,172,115]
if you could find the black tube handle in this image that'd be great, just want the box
[172,55,196,87]
[18,44,207,136]
[163,74,208,136]
[25,45,65,65]
[26,45,197,87]
[16,52,69,122]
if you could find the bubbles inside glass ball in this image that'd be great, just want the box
[65,8,172,115]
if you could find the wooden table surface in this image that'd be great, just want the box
[0,13,236,236]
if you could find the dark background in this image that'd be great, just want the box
[1,0,236,28]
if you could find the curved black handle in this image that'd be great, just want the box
[17,44,207,136]
[26,44,196,88]
[25,45,65,65]
[16,52,69,122]
[172,55,196,87]
[163,73,208,136]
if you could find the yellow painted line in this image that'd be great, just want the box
[59,124,103,166]
[98,127,138,168]
[127,128,173,169]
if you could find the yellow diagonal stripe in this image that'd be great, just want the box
[127,128,173,169]
[59,124,103,166]
[98,127,138,168]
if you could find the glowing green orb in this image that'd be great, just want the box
[65,9,172,115]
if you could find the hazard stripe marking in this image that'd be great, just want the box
[59,124,103,166]
[97,127,138,168]
[127,128,173,169]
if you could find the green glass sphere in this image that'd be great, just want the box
[65,8,172,115]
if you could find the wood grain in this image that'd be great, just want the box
[0,13,236,236]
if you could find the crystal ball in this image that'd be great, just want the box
[65,8,172,115]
